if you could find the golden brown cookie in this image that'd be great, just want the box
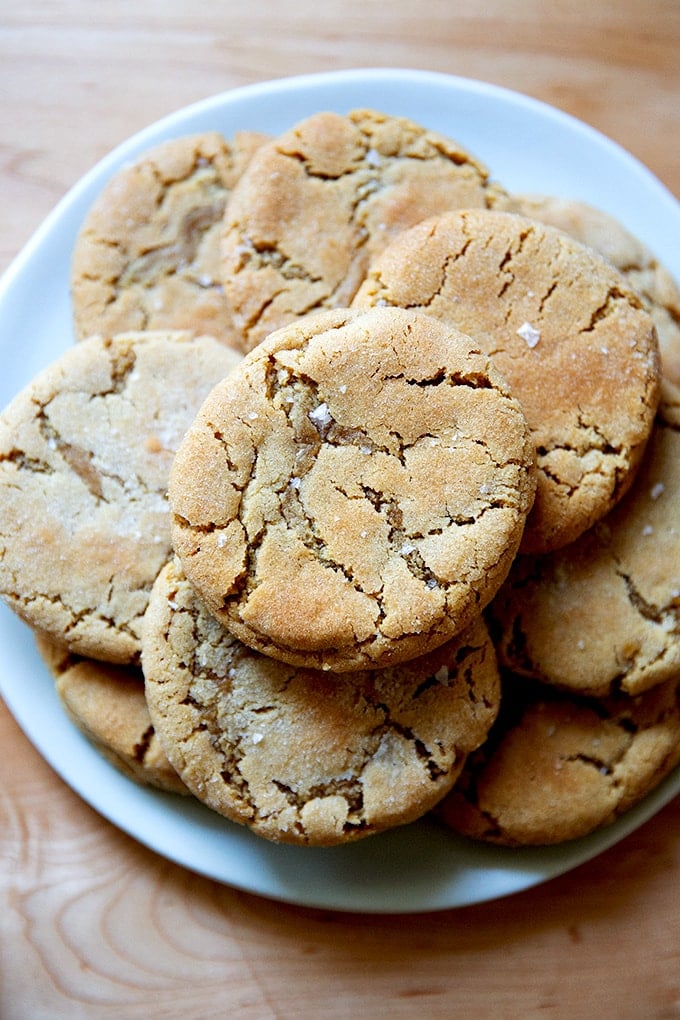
[142,558,501,847]
[435,674,680,846]
[36,634,188,795]
[353,208,660,553]
[0,330,241,663]
[221,108,514,351]
[517,194,680,388]
[169,306,536,672]
[487,391,680,697]
[71,131,267,346]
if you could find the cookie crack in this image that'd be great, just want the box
[582,286,639,332]
[0,447,55,476]
[133,725,156,765]
[615,566,677,632]
[37,413,107,501]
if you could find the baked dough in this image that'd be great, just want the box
[142,558,501,846]
[487,387,680,696]
[435,673,680,846]
[353,208,660,553]
[72,131,267,346]
[36,634,188,795]
[517,194,680,388]
[221,108,515,351]
[0,330,241,663]
[169,306,536,671]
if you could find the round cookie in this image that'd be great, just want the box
[142,558,501,847]
[435,674,680,846]
[36,634,188,795]
[169,306,536,672]
[517,194,680,388]
[353,208,660,553]
[0,330,242,664]
[71,130,268,346]
[488,392,680,697]
[221,107,515,351]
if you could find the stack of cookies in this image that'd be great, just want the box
[0,108,678,850]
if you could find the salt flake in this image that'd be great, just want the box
[517,321,541,347]
[308,402,332,430]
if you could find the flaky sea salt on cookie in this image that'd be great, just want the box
[169,306,536,672]
[0,330,242,663]
[221,107,515,351]
[142,558,501,847]
[488,391,680,697]
[71,130,268,347]
[36,634,188,795]
[353,208,661,553]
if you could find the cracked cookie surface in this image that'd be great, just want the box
[71,131,267,346]
[142,558,501,846]
[434,673,680,846]
[517,194,680,388]
[487,389,680,697]
[220,108,514,351]
[0,330,242,663]
[169,306,536,672]
[36,633,188,794]
[352,208,660,553]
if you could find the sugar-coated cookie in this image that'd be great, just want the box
[142,558,501,846]
[353,208,660,553]
[0,330,241,663]
[517,194,680,388]
[36,634,188,794]
[169,306,536,672]
[435,674,680,846]
[221,108,515,351]
[488,392,680,697]
[71,131,267,346]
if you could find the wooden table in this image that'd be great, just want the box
[1,3,679,1016]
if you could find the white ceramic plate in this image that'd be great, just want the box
[1,68,679,914]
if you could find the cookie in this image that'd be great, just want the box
[36,634,188,795]
[142,558,501,846]
[221,108,515,351]
[169,306,536,672]
[0,330,241,663]
[517,194,680,388]
[435,674,680,846]
[353,208,660,553]
[71,131,267,346]
[487,391,680,697]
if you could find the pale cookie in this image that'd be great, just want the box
[36,634,188,795]
[0,330,241,663]
[71,131,267,346]
[435,674,680,846]
[221,108,515,351]
[353,208,660,553]
[169,306,536,672]
[517,194,680,388]
[142,558,501,846]
[488,393,680,697]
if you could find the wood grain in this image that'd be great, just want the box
[1,2,679,1017]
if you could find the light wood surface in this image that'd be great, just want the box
[1,3,679,1017]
